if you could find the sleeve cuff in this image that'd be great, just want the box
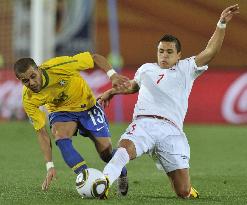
[192,56,208,71]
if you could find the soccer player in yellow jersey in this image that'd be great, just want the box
[13,52,129,195]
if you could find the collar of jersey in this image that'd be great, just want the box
[41,69,49,89]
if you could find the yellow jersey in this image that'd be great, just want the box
[22,52,96,130]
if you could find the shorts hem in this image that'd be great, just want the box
[165,166,190,173]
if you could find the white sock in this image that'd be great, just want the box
[103,147,130,185]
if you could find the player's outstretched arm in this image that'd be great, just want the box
[195,4,239,67]
[36,127,57,191]
[97,80,139,108]
[92,53,130,89]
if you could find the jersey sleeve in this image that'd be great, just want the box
[178,57,208,80]
[134,64,145,86]
[22,90,46,131]
[40,52,94,72]
[72,52,94,70]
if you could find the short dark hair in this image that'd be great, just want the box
[14,58,37,77]
[158,34,181,53]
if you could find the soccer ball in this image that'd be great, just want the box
[75,168,108,198]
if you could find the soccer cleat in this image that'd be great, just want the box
[100,176,110,200]
[190,187,199,199]
[117,171,128,196]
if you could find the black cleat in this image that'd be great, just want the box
[117,171,128,196]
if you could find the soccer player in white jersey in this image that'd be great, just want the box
[98,5,239,198]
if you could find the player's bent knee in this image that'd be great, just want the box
[52,122,77,139]
[53,133,71,140]
[118,139,137,160]
[52,128,72,139]
[175,188,191,199]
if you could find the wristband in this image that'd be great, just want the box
[217,20,226,29]
[46,161,54,171]
[106,69,117,78]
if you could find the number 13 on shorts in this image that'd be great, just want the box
[88,105,105,127]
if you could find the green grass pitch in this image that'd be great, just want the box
[0,121,247,205]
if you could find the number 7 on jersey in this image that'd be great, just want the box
[156,74,165,84]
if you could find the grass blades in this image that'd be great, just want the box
[0,122,247,205]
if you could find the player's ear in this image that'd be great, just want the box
[178,52,182,60]
[15,72,20,80]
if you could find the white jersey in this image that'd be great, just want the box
[133,56,208,130]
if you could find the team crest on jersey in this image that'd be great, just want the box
[52,91,68,104]
[59,80,67,86]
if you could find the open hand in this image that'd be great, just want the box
[110,73,130,89]
[97,90,114,108]
[220,4,239,24]
[41,167,57,191]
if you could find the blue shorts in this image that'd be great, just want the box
[48,103,110,138]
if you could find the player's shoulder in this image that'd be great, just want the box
[178,56,194,63]
[141,62,157,67]
[138,63,158,71]
[40,55,73,70]
[178,56,195,66]
[175,56,196,72]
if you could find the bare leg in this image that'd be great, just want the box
[52,121,88,173]
[90,136,113,162]
[167,168,191,198]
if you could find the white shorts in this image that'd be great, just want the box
[119,117,190,173]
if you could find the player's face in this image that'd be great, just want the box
[17,66,43,93]
[157,41,181,69]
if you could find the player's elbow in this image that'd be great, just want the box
[92,53,104,62]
